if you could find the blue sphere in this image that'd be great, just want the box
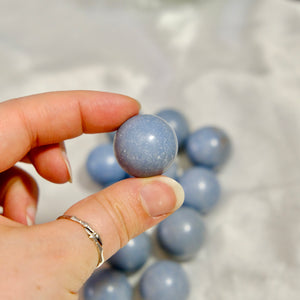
[139,260,190,300]
[156,109,189,149]
[179,167,221,214]
[114,114,178,177]
[86,143,127,186]
[162,160,179,180]
[186,126,231,169]
[107,131,116,142]
[109,233,151,273]
[157,207,205,259]
[83,269,132,300]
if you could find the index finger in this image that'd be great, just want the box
[0,90,140,172]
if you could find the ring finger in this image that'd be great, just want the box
[0,166,39,226]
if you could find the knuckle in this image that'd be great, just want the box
[93,192,136,248]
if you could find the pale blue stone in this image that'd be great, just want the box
[107,131,116,142]
[157,207,206,259]
[186,126,231,169]
[179,167,221,214]
[139,260,190,300]
[86,143,127,186]
[156,108,189,149]
[109,233,151,273]
[84,269,132,300]
[162,160,179,180]
[114,114,178,177]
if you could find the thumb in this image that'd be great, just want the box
[37,176,184,293]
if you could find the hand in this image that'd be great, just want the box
[0,91,184,299]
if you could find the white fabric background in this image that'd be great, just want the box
[0,0,299,299]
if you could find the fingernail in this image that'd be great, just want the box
[8,179,37,225]
[26,206,36,226]
[60,142,73,183]
[140,177,184,218]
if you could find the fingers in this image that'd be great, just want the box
[28,142,72,184]
[33,176,184,292]
[0,90,140,173]
[65,176,184,256]
[0,167,39,225]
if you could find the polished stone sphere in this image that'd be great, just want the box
[179,167,221,214]
[83,269,132,300]
[157,207,206,259]
[186,126,231,169]
[109,233,151,273]
[114,114,178,177]
[139,260,190,300]
[156,108,189,149]
[162,160,179,180]
[107,131,116,142]
[86,143,127,186]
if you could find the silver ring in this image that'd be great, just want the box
[57,215,104,268]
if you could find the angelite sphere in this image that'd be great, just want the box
[86,143,127,186]
[109,233,151,273]
[156,108,189,149]
[157,207,205,260]
[114,114,178,177]
[139,260,190,300]
[162,160,179,180]
[107,131,116,142]
[179,167,221,214]
[84,269,132,300]
[186,126,231,169]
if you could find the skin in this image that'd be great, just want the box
[0,91,183,300]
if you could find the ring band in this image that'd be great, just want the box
[57,215,104,268]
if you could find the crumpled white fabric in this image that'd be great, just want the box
[0,0,299,299]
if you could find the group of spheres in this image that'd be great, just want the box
[84,108,231,300]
